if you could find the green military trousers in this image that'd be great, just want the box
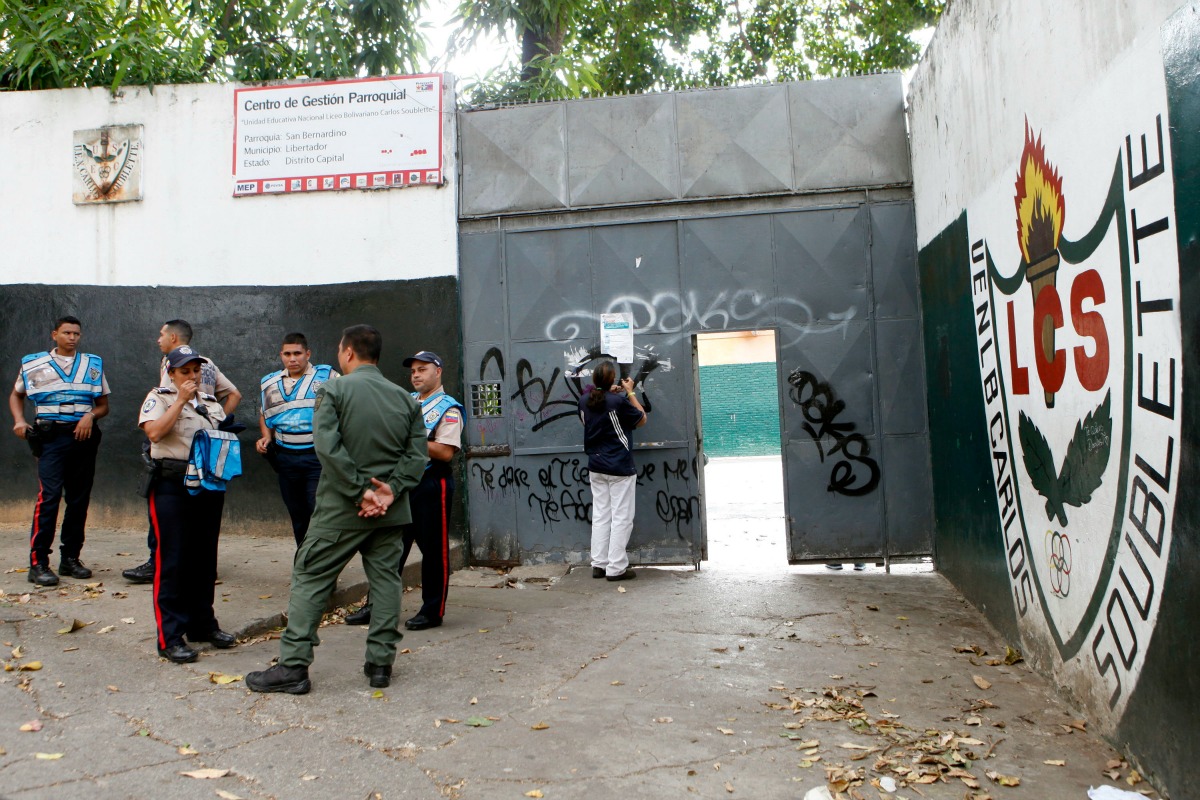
[279,523,405,668]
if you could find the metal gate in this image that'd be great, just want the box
[457,76,933,566]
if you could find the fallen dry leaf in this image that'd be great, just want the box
[610,681,624,686]
[985,769,1020,786]
[524,791,544,798]
[180,768,229,779]
[724,781,734,793]
[11,646,23,658]
[1127,770,1143,786]
[617,586,627,593]
[178,745,198,755]
[96,625,115,634]
[1043,759,1066,767]
[18,661,42,671]
[19,719,43,732]
[530,722,550,730]
[717,727,734,735]
[654,717,673,724]
[464,717,492,727]
[972,675,992,690]
[469,696,478,705]
[56,619,89,634]
[215,791,244,800]
[106,685,119,692]
[372,690,385,699]
[257,595,271,600]
[120,618,136,624]
[208,673,242,685]
[34,753,63,760]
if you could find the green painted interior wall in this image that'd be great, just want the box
[917,213,1020,643]
[698,363,781,457]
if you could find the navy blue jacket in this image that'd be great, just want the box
[579,389,644,476]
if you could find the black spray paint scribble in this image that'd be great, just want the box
[473,452,697,537]
[478,345,661,433]
[787,368,880,496]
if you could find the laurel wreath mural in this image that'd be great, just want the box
[1018,390,1113,527]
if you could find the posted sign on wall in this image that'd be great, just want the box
[232,74,442,197]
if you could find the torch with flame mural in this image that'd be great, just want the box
[1014,121,1066,408]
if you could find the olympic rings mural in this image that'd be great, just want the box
[1046,530,1072,598]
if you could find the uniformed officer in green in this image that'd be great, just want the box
[246,324,427,694]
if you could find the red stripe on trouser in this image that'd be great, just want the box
[148,491,167,649]
[438,478,449,618]
[29,482,45,566]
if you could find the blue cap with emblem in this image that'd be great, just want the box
[166,345,205,370]
[403,350,443,368]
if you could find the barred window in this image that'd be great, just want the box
[471,381,503,418]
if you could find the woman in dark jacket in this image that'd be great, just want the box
[578,360,646,581]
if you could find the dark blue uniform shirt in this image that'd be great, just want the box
[579,390,644,476]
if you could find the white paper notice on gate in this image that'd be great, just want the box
[600,313,634,364]
[232,74,443,197]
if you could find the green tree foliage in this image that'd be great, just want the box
[454,0,942,103]
[0,0,426,91]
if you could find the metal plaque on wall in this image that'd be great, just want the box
[72,125,143,204]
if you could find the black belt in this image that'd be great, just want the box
[154,458,189,479]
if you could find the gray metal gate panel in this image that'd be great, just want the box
[680,216,777,328]
[783,437,884,559]
[789,75,911,191]
[566,94,680,207]
[876,318,927,436]
[870,203,921,319]
[506,339,591,452]
[773,207,869,322]
[779,321,877,442]
[676,84,793,198]
[459,104,568,216]
[460,232,506,344]
[462,340,519,563]
[590,222,682,317]
[506,228,593,342]
[880,435,934,556]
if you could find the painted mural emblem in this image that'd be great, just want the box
[968,112,1181,719]
[72,125,143,204]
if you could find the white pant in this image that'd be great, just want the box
[590,472,636,576]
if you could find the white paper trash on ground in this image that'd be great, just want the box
[803,788,834,800]
[1088,787,1149,799]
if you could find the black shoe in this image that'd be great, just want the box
[592,567,605,578]
[58,558,93,579]
[345,604,372,626]
[190,629,237,649]
[405,613,442,631]
[246,664,311,694]
[158,643,199,664]
[825,563,844,570]
[27,564,59,586]
[853,563,867,571]
[364,662,392,688]
[606,568,637,581]
[123,560,154,584]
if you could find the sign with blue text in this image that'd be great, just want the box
[232,74,443,197]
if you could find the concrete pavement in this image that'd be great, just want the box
[0,520,1159,799]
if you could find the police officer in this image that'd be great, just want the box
[346,350,462,631]
[247,325,426,694]
[123,319,241,583]
[138,345,238,664]
[256,333,338,546]
[8,316,110,586]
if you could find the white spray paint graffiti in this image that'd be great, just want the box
[545,289,856,346]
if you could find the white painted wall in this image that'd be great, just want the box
[907,0,1183,249]
[0,79,458,286]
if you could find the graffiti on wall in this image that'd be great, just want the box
[965,45,1181,724]
[545,289,855,347]
[787,368,880,496]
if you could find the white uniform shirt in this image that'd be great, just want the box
[138,389,225,460]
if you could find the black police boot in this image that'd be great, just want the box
[59,558,93,579]
[344,604,372,625]
[404,613,442,631]
[158,643,199,664]
[28,564,59,586]
[246,664,311,694]
[189,629,237,649]
[364,662,392,688]
[123,559,154,584]
[592,567,605,578]
[606,568,637,582]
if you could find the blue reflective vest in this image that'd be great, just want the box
[185,429,243,495]
[20,351,104,423]
[415,390,463,469]
[260,365,334,449]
